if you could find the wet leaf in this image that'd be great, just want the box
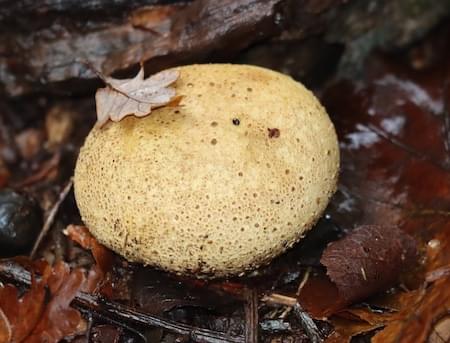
[95,66,179,128]
[321,225,417,305]
[26,264,85,343]
[371,281,450,343]
[320,33,450,341]
[0,276,45,343]
[0,308,11,343]
[325,317,382,343]
[0,260,85,343]
[370,228,450,343]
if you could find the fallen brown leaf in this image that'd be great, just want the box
[321,225,417,306]
[371,227,450,343]
[325,317,382,343]
[0,260,85,343]
[25,265,85,343]
[298,225,417,319]
[369,279,449,343]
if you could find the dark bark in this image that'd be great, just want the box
[0,0,449,97]
[0,0,293,96]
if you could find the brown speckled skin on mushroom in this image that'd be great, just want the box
[74,64,340,278]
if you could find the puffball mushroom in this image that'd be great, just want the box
[74,64,339,278]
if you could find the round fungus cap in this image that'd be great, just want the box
[74,64,340,278]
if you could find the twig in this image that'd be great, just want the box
[261,294,322,343]
[442,78,450,166]
[78,308,148,343]
[0,108,19,164]
[279,306,292,319]
[366,123,450,173]
[338,185,450,218]
[30,178,73,258]
[426,265,450,283]
[296,267,311,296]
[0,260,245,343]
[292,303,322,343]
[244,289,258,343]
[85,313,94,343]
[13,152,61,188]
[262,293,297,307]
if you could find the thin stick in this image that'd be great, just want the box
[366,123,450,172]
[262,294,296,307]
[78,308,147,342]
[279,306,292,319]
[14,153,61,188]
[30,178,73,258]
[0,260,244,343]
[85,313,94,343]
[292,303,322,343]
[262,293,322,343]
[339,185,450,217]
[296,267,311,296]
[244,289,258,343]
[442,78,450,166]
[0,108,19,163]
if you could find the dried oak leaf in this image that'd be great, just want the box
[320,225,417,306]
[95,66,179,127]
[0,260,85,343]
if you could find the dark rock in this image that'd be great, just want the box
[0,189,42,255]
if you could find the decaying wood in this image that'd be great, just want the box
[2,0,449,97]
[0,0,292,96]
